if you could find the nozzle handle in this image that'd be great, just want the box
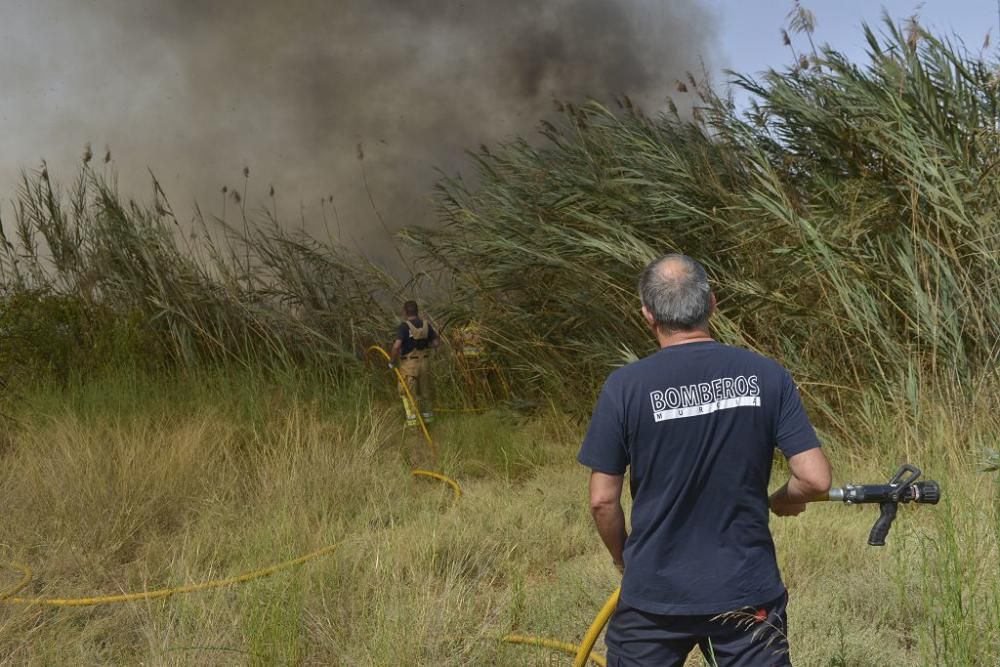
[868,501,898,546]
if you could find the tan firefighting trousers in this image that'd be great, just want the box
[398,352,432,419]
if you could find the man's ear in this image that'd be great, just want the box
[709,291,717,314]
[641,305,656,329]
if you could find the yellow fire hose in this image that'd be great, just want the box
[2,544,339,607]
[502,634,609,667]
[366,344,435,453]
[0,472,463,608]
[0,346,613,664]
[366,344,612,665]
[0,561,32,601]
[411,469,463,501]
[499,586,619,666]
[571,587,621,666]
[0,348,453,608]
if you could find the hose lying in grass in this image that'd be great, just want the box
[2,544,340,607]
[411,468,463,500]
[501,586,621,667]
[501,634,608,667]
[367,344,611,665]
[0,561,32,601]
[0,349,457,607]
[0,478,461,607]
[0,355,459,609]
[0,468,463,607]
[0,348,611,665]
[571,587,621,667]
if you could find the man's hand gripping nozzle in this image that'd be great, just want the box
[822,464,941,546]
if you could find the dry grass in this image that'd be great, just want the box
[0,11,995,666]
[0,370,995,665]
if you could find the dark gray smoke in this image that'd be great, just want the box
[0,0,716,264]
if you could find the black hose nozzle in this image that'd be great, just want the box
[826,464,941,546]
[830,479,940,505]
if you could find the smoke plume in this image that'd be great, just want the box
[0,0,716,264]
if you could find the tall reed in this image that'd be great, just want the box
[404,17,1000,422]
[0,166,396,382]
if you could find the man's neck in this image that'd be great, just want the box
[655,327,714,349]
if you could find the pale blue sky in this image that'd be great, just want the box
[706,1,999,101]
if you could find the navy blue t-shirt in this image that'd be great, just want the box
[577,341,820,615]
[396,318,437,356]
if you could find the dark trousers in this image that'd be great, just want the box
[606,592,792,667]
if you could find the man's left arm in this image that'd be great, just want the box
[590,471,627,572]
[769,369,830,516]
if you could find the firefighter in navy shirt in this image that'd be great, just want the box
[390,300,440,427]
[578,254,832,666]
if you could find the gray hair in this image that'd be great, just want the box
[638,254,712,331]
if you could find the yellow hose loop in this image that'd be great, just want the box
[501,634,607,667]
[371,342,613,664]
[1,341,610,667]
[411,469,462,502]
[3,543,338,607]
[366,345,435,454]
[573,586,620,667]
[0,561,33,601]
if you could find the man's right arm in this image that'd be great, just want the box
[769,447,832,516]
[589,471,627,571]
[577,377,629,568]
